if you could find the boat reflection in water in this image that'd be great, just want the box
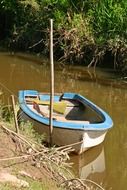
[71,144,105,184]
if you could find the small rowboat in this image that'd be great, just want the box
[18,90,113,154]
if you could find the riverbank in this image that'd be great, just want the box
[0,119,71,189]
[0,126,62,190]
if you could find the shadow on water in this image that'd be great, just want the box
[1,52,127,189]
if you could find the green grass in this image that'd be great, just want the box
[0,179,63,190]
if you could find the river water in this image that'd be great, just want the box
[0,52,127,190]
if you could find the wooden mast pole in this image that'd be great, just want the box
[49,19,54,146]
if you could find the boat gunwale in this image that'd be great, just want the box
[18,90,113,131]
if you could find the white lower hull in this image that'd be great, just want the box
[20,111,107,154]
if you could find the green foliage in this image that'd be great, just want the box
[58,13,94,64]
[89,0,127,41]
[86,0,127,68]
[0,0,18,11]
[20,0,40,10]
[19,120,46,144]
[0,0,127,69]
[0,104,13,122]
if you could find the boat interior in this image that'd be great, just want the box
[25,94,104,124]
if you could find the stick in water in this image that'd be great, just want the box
[11,95,19,133]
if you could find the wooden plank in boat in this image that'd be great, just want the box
[53,115,90,124]
[25,98,79,107]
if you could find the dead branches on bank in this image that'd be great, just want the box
[0,123,105,190]
[0,123,73,181]
[61,178,105,190]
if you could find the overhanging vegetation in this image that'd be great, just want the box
[0,0,127,71]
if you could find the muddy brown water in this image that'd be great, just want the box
[0,52,127,190]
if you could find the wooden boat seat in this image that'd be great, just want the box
[26,97,79,107]
[25,97,67,114]
[32,102,90,124]
[53,115,90,124]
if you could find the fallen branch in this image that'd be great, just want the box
[28,38,44,49]
[0,123,72,175]
[83,179,105,190]
[61,178,88,189]
[61,178,105,190]
[56,140,83,151]
[0,124,39,153]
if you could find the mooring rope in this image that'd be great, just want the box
[56,140,83,151]
[0,81,17,97]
